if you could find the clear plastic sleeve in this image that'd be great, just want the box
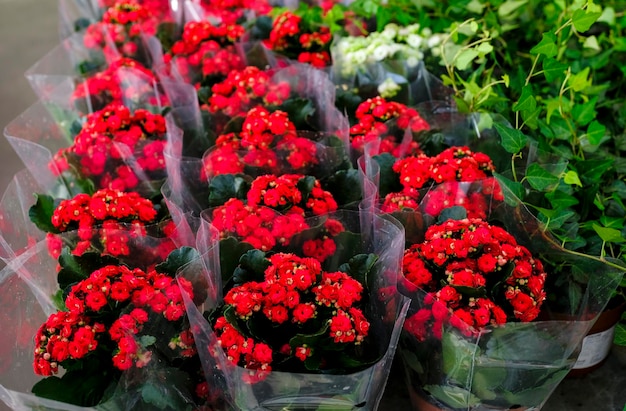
[179,209,410,410]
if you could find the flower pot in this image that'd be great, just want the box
[567,301,626,378]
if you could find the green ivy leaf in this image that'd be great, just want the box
[563,170,582,187]
[493,123,528,154]
[155,247,201,277]
[572,9,602,33]
[512,85,537,113]
[545,190,579,209]
[497,0,528,18]
[571,97,598,127]
[592,224,626,243]
[530,32,558,57]
[525,163,560,191]
[577,158,614,183]
[454,49,479,71]
[586,120,607,145]
[494,173,525,204]
[568,67,591,92]
[29,194,59,233]
[542,58,568,82]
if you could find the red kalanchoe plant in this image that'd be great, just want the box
[51,103,168,194]
[41,189,175,263]
[380,146,503,219]
[350,96,429,157]
[33,264,193,375]
[202,106,320,176]
[209,251,370,381]
[204,66,291,120]
[84,0,166,62]
[210,198,309,252]
[246,174,338,217]
[167,20,246,88]
[401,217,548,341]
[195,0,271,25]
[264,10,333,68]
[71,58,166,114]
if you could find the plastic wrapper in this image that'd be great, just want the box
[395,194,624,411]
[178,208,410,410]
[25,31,169,118]
[57,0,183,65]
[0,231,209,411]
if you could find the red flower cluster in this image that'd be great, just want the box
[213,253,369,379]
[206,66,291,118]
[246,174,338,216]
[203,106,320,176]
[168,20,246,87]
[401,218,548,341]
[71,58,166,114]
[47,189,175,261]
[51,104,168,192]
[33,264,195,375]
[264,11,333,68]
[197,0,271,25]
[350,96,429,156]
[84,0,165,61]
[210,198,309,251]
[382,146,503,218]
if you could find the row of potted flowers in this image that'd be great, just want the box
[0,0,624,410]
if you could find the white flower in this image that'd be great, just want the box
[407,34,423,49]
[372,45,391,61]
[378,78,402,98]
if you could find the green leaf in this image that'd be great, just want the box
[542,58,568,82]
[324,169,363,207]
[577,158,614,183]
[493,123,528,154]
[572,9,602,33]
[583,35,600,50]
[592,224,626,243]
[571,97,598,127]
[424,384,481,408]
[155,246,201,277]
[373,153,403,197]
[338,253,378,289]
[586,120,607,145]
[498,0,528,18]
[454,49,479,71]
[614,322,626,346]
[29,194,59,233]
[233,249,270,285]
[530,32,558,57]
[208,174,250,207]
[32,361,115,406]
[438,206,468,223]
[277,97,316,130]
[545,190,579,209]
[563,170,582,187]
[512,85,537,113]
[525,163,560,191]
[219,237,254,284]
[57,251,119,292]
[568,67,591,92]
[494,173,525,204]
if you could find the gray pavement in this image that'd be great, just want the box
[0,0,59,196]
